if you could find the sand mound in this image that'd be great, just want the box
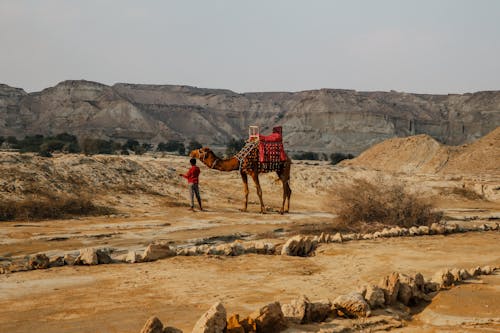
[342,126,500,175]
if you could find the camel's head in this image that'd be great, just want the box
[189,147,212,160]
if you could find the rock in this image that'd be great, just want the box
[224,242,245,256]
[163,327,183,333]
[417,225,429,235]
[281,235,316,257]
[364,285,385,308]
[49,255,65,268]
[139,316,163,333]
[28,253,50,269]
[281,295,309,324]
[379,272,400,305]
[424,281,440,293]
[430,223,445,234]
[481,265,493,275]
[432,269,455,288]
[362,233,374,240]
[74,248,98,265]
[450,268,462,282]
[126,250,140,263]
[238,316,256,333]
[64,253,76,265]
[192,302,227,333]
[445,224,459,234]
[459,268,472,280]
[226,314,245,333]
[250,302,287,333]
[318,232,326,243]
[281,295,330,323]
[408,227,419,236]
[254,241,275,255]
[467,266,482,277]
[331,233,343,243]
[373,231,382,238]
[333,292,370,318]
[96,248,112,264]
[142,241,176,262]
[397,274,414,305]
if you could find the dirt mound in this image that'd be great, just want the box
[343,127,500,175]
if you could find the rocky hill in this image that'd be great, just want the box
[342,126,500,175]
[1,80,500,154]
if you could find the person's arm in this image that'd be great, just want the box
[179,167,193,179]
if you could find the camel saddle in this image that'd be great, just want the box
[257,126,287,163]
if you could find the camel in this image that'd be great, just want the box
[189,145,292,214]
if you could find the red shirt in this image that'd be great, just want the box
[182,165,200,184]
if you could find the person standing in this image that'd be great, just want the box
[179,158,203,211]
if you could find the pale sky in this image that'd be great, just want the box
[1,0,500,94]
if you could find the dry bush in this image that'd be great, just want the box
[0,193,116,221]
[336,179,442,229]
[447,187,486,201]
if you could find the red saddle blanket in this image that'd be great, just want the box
[258,138,287,163]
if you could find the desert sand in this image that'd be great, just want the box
[0,130,499,332]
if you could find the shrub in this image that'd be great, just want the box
[157,140,185,155]
[330,152,354,165]
[81,138,115,155]
[225,138,246,156]
[186,140,203,154]
[293,151,320,160]
[0,194,116,221]
[336,179,442,229]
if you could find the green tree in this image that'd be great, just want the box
[225,138,246,156]
[186,140,203,155]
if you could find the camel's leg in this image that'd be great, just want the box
[240,171,249,212]
[278,171,292,214]
[250,172,265,213]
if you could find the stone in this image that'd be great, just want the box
[126,250,140,263]
[281,235,316,257]
[281,295,308,324]
[333,292,370,318]
[432,269,455,288]
[224,242,245,256]
[430,223,445,234]
[308,300,332,322]
[481,265,493,275]
[48,255,65,268]
[373,231,382,238]
[459,268,472,280]
[450,268,462,282]
[364,285,385,308]
[318,232,326,243]
[379,272,400,305]
[250,302,287,333]
[362,233,374,240]
[467,266,482,278]
[397,274,414,305]
[163,327,183,333]
[28,253,50,269]
[417,225,429,235]
[96,248,112,264]
[331,233,343,243]
[63,253,76,265]
[192,302,227,333]
[142,241,176,262]
[139,316,163,333]
[254,241,275,255]
[226,314,245,333]
[239,316,256,333]
[445,224,458,234]
[74,248,98,265]
[408,227,419,236]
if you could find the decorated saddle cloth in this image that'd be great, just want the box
[258,127,287,163]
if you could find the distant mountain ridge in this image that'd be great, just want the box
[1,80,499,154]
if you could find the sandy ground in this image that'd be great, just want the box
[1,152,500,332]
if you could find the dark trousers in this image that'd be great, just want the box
[189,183,202,208]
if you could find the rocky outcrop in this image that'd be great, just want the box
[192,302,227,333]
[1,81,499,154]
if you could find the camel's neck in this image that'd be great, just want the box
[201,152,240,171]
